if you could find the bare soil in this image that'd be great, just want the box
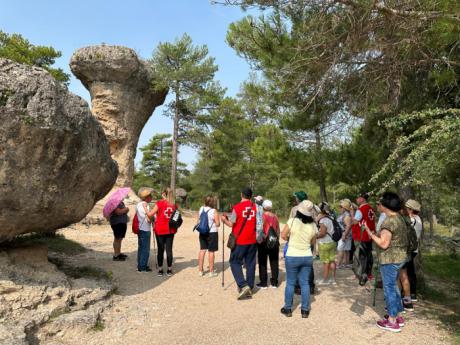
[57,215,453,345]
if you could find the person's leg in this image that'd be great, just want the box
[198,250,206,272]
[230,245,247,289]
[113,238,122,256]
[138,231,150,270]
[245,244,257,289]
[380,264,402,322]
[407,253,417,298]
[165,234,174,269]
[400,268,411,298]
[137,232,142,270]
[208,251,215,272]
[268,245,279,287]
[283,257,298,310]
[208,232,218,273]
[156,235,165,269]
[257,244,268,287]
[298,257,313,311]
[365,241,373,276]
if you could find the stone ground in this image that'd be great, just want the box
[55,214,452,345]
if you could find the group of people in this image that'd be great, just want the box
[107,185,423,333]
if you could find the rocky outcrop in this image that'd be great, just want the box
[70,45,168,187]
[0,245,114,345]
[0,59,118,241]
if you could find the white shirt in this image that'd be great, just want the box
[376,213,386,233]
[411,214,423,253]
[199,206,217,233]
[136,202,151,232]
[317,217,334,244]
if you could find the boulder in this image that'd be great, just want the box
[0,58,118,241]
[70,45,168,187]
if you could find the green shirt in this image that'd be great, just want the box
[378,214,409,265]
[286,218,316,257]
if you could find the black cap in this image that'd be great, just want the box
[241,187,253,199]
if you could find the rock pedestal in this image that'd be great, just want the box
[0,58,118,241]
[70,45,167,187]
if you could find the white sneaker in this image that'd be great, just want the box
[208,271,218,278]
[198,271,205,277]
[328,279,337,286]
[317,279,330,286]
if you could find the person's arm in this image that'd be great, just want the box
[342,215,352,240]
[214,210,221,227]
[113,206,129,215]
[316,223,328,239]
[147,203,158,220]
[352,209,362,225]
[310,233,317,247]
[221,209,235,227]
[366,226,392,249]
[281,223,290,241]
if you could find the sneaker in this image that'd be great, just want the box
[280,308,292,317]
[271,284,278,289]
[137,269,146,273]
[157,269,164,277]
[198,270,205,277]
[145,267,153,272]
[403,301,414,312]
[208,271,218,278]
[113,255,126,261]
[376,318,401,333]
[119,253,128,259]
[328,279,337,286]
[301,309,310,318]
[316,279,330,286]
[166,269,173,276]
[237,286,252,300]
[384,314,405,327]
[256,283,268,290]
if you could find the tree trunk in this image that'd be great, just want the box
[315,127,328,202]
[170,93,180,201]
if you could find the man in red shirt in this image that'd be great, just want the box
[352,192,376,285]
[222,187,258,300]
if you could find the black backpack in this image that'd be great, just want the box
[266,226,279,249]
[326,216,343,242]
[403,216,418,254]
[169,209,183,231]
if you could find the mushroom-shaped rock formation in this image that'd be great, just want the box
[70,45,167,187]
[0,58,118,241]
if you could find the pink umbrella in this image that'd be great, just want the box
[103,187,132,219]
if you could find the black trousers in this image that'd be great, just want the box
[405,252,417,296]
[257,243,279,286]
[359,240,373,276]
[156,234,175,268]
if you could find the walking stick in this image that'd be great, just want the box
[222,222,225,287]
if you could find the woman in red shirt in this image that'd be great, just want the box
[256,199,280,289]
[150,188,177,277]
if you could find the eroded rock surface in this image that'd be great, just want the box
[70,45,167,187]
[0,245,114,345]
[0,59,118,241]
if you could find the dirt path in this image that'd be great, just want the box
[59,215,452,345]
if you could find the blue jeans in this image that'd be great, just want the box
[230,244,257,289]
[380,263,404,317]
[284,256,313,311]
[137,230,151,271]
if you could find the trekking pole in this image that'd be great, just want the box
[222,222,225,287]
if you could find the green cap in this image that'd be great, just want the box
[293,191,308,202]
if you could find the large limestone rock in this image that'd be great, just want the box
[0,58,118,241]
[70,45,167,187]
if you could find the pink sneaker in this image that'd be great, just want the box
[384,314,405,327]
[377,318,401,333]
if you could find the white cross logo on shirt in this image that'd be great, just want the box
[242,207,255,220]
[164,207,174,218]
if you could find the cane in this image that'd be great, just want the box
[222,222,225,287]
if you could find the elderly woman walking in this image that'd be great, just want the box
[364,192,408,333]
[336,199,353,268]
[280,200,317,318]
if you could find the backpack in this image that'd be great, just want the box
[266,226,279,249]
[196,208,213,235]
[132,213,139,235]
[326,216,342,242]
[403,216,418,254]
[169,208,183,231]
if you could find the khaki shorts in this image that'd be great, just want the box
[319,242,337,263]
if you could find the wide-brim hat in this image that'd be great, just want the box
[340,199,352,211]
[405,199,421,212]
[298,200,314,217]
[138,187,154,200]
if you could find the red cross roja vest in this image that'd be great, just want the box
[154,199,177,235]
[232,200,257,245]
[352,203,376,242]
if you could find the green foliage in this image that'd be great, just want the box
[424,253,460,285]
[0,31,70,84]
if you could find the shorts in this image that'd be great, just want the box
[337,238,352,251]
[111,223,127,239]
[199,232,218,252]
[319,242,337,263]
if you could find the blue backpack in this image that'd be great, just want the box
[197,208,213,234]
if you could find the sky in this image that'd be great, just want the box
[0,0,255,169]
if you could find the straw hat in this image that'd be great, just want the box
[138,187,154,201]
[339,199,352,211]
[298,200,314,217]
[405,199,421,212]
